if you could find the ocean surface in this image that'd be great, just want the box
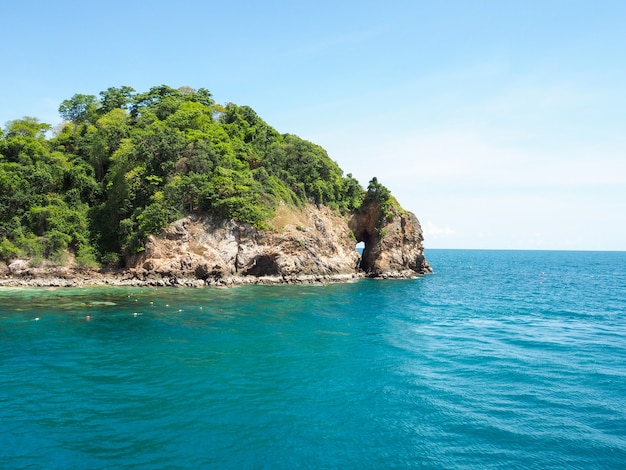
[1,249,625,469]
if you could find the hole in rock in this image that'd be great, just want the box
[355,241,365,269]
[244,254,280,276]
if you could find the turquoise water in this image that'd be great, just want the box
[1,250,625,469]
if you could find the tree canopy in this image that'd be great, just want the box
[0,84,392,267]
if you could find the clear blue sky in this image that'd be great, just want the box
[2,0,625,250]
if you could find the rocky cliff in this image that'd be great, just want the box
[349,201,431,278]
[124,201,431,286]
[0,202,430,287]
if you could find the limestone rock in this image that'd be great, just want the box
[0,202,431,287]
[349,201,432,277]
[126,202,430,282]
[8,259,29,275]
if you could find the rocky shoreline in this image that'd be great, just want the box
[0,268,427,289]
[0,202,431,289]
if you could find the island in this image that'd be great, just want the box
[0,85,431,287]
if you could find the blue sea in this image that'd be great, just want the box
[1,249,625,469]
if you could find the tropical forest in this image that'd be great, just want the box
[0,85,394,268]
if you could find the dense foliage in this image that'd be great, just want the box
[0,85,391,267]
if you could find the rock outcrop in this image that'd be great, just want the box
[0,203,430,287]
[349,200,431,277]
[124,202,430,285]
[125,203,361,285]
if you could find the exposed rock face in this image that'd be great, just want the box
[0,203,430,287]
[349,201,432,277]
[126,202,431,284]
[126,204,364,284]
[8,259,29,275]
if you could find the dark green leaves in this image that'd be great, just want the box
[58,94,98,125]
[0,84,388,266]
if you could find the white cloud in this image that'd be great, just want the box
[423,221,456,238]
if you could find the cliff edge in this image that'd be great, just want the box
[0,202,430,287]
[349,200,431,278]
[123,200,431,286]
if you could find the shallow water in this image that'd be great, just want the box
[1,250,625,468]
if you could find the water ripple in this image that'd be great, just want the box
[1,251,625,468]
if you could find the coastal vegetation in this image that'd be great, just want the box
[0,85,396,268]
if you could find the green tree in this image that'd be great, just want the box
[4,117,50,139]
[58,93,98,126]
[99,86,135,114]
[0,84,384,265]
